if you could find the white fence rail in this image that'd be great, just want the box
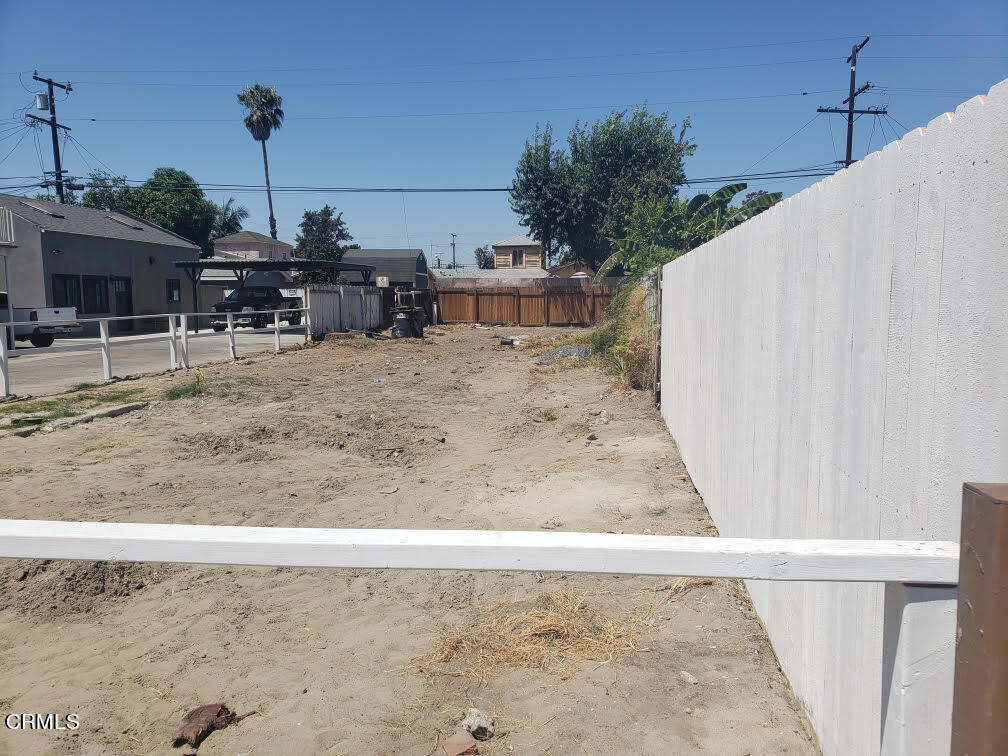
[0,520,959,583]
[0,307,308,398]
[0,518,958,755]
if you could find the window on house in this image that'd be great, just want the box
[511,249,524,267]
[81,276,109,314]
[166,278,181,303]
[52,274,81,309]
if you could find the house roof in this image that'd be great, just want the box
[340,248,427,282]
[429,267,550,279]
[492,234,541,248]
[0,194,200,250]
[214,230,293,248]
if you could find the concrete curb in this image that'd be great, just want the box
[0,402,148,440]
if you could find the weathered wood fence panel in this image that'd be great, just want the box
[435,282,618,326]
[307,286,383,338]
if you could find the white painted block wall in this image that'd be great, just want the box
[659,79,1008,755]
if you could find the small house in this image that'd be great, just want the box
[492,235,543,270]
[213,231,294,261]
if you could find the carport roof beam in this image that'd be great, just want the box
[174,259,376,284]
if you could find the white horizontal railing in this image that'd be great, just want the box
[0,522,961,756]
[0,307,309,398]
[0,520,959,584]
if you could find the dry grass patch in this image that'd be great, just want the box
[414,589,658,681]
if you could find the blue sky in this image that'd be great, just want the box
[1,0,1005,265]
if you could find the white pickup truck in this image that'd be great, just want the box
[1,292,83,348]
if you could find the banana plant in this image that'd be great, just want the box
[594,183,782,282]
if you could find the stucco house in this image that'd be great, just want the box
[0,194,200,334]
[213,230,294,261]
[492,234,543,270]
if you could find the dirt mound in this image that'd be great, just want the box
[1,559,177,621]
[176,431,246,458]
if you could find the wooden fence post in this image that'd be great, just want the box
[950,483,1008,755]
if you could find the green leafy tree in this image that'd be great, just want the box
[294,205,353,285]
[81,168,217,257]
[34,189,80,205]
[474,245,494,269]
[510,106,695,270]
[237,84,284,240]
[212,197,250,239]
[596,183,782,281]
[509,123,569,265]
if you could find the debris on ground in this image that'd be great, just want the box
[597,409,610,425]
[414,589,658,680]
[461,708,495,741]
[500,338,514,346]
[679,670,699,685]
[535,344,591,366]
[170,704,255,748]
[443,728,479,756]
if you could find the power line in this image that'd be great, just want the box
[0,127,31,168]
[57,90,844,124]
[63,57,851,88]
[738,113,823,174]
[11,33,1007,77]
[1,37,865,76]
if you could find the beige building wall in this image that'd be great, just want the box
[492,244,542,269]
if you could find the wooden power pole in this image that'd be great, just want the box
[26,72,73,203]
[817,36,887,167]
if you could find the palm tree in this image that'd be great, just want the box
[212,197,250,239]
[237,84,284,239]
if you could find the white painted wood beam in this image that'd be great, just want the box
[0,520,959,584]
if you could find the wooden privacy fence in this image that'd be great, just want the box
[434,280,618,326]
[306,285,383,338]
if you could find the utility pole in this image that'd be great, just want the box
[26,73,73,202]
[450,233,457,269]
[817,36,886,167]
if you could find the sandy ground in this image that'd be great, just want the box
[0,326,818,755]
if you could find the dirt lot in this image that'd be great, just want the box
[0,326,818,755]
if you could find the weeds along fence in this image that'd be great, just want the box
[658,80,1008,755]
[433,278,618,326]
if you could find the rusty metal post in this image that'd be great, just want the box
[950,483,1008,755]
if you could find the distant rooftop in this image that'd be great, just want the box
[214,230,293,248]
[492,234,541,248]
[429,267,550,279]
[0,193,200,250]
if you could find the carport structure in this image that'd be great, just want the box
[175,258,375,330]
